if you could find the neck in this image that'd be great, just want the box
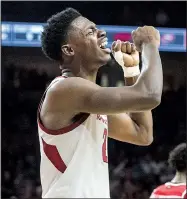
[77,68,98,82]
[60,63,98,83]
[171,171,186,184]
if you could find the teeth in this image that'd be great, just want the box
[104,41,108,46]
[100,41,108,48]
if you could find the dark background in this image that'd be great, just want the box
[2,1,186,28]
[2,1,186,199]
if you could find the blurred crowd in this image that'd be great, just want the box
[2,61,186,199]
[2,1,186,198]
[2,2,186,28]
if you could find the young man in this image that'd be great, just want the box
[150,143,186,198]
[38,8,163,198]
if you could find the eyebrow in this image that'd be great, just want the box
[85,23,97,30]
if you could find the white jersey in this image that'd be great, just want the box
[37,76,110,198]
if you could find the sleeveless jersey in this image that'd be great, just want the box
[37,76,110,198]
[150,182,186,198]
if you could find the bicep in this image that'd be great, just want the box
[47,77,152,115]
[108,113,151,145]
[108,113,139,142]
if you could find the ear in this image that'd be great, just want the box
[61,44,75,56]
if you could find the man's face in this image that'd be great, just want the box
[67,16,111,69]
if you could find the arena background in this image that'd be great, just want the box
[1,1,186,199]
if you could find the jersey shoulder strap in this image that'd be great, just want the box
[37,75,67,116]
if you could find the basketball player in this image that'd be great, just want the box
[150,143,186,198]
[38,8,163,198]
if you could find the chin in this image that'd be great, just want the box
[100,54,112,66]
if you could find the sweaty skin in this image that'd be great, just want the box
[40,16,163,146]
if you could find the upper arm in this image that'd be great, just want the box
[108,112,153,145]
[46,77,158,115]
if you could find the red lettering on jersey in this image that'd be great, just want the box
[97,115,107,125]
[42,138,67,173]
[102,128,108,163]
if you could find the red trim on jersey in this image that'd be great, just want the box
[151,183,187,198]
[37,75,67,114]
[42,138,67,173]
[37,75,90,135]
[38,113,89,135]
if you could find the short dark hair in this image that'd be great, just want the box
[168,143,186,172]
[41,8,81,61]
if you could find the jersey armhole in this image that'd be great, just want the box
[37,76,90,135]
[38,113,89,135]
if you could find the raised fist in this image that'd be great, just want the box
[112,40,139,68]
[131,26,160,52]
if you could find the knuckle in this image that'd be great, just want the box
[132,31,136,36]
[126,42,131,46]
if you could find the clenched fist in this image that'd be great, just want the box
[112,40,139,68]
[132,26,160,52]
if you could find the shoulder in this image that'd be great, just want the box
[45,77,79,104]
[47,76,77,93]
[150,184,167,198]
[151,182,187,198]
[152,184,165,193]
[47,76,99,98]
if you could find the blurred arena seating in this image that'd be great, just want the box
[2,55,186,199]
[2,1,186,199]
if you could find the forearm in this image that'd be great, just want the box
[135,43,163,101]
[125,76,138,86]
[123,43,162,141]
[124,44,163,103]
[125,75,153,143]
[117,44,162,111]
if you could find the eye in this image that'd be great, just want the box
[88,31,93,35]
[87,28,97,35]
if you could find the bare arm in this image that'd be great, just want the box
[108,112,153,145]
[108,73,153,145]
[107,28,163,144]
[47,43,162,116]
[127,74,153,144]
[107,26,163,144]
[46,26,162,117]
[135,43,163,99]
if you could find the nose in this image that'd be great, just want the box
[98,29,106,38]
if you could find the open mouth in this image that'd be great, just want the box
[99,41,108,49]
